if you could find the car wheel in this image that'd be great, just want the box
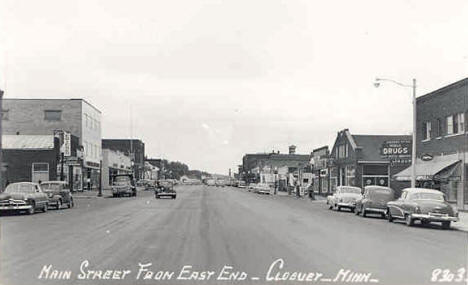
[441,221,451,230]
[56,200,62,210]
[337,206,341,211]
[405,214,414,226]
[421,220,430,226]
[387,209,393,222]
[28,202,36,215]
[328,204,333,210]
[43,203,48,213]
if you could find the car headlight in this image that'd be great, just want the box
[452,206,459,217]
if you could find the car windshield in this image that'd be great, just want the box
[341,187,361,194]
[5,184,35,193]
[410,192,444,201]
[41,183,62,190]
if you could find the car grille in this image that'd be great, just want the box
[429,212,449,217]
[0,199,27,206]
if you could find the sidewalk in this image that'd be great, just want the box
[72,189,113,199]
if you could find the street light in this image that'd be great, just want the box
[374,77,417,188]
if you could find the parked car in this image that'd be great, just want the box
[354,185,394,218]
[0,182,49,215]
[155,181,176,199]
[238,181,247,188]
[327,186,362,212]
[111,174,137,197]
[254,183,271,194]
[40,181,74,209]
[387,188,459,229]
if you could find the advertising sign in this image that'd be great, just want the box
[380,140,412,165]
[63,132,71,157]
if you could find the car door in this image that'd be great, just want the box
[34,184,47,207]
[360,188,369,211]
[61,184,71,203]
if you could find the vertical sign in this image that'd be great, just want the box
[63,132,71,157]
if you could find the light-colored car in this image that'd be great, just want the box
[254,183,271,194]
[327,186,362,212]
[387,188,459,229]
[0,182,49,214]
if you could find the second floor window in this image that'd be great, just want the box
[436,118,443,137]
[422,121,431,140]
[456,113,465,134]
[447,115,454,135]
[44,110,62,121]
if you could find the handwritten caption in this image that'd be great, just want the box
[38,258,379,283]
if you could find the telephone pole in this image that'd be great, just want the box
[0,89,3,190]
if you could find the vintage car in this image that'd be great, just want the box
[387,188,459,229]
[111,174,137,197]
[155,181,176,199]
[354,186,394,218]
[0,182,49,214]
[254,183,271,194]
[327,186,362,211]
[40,181,74,209]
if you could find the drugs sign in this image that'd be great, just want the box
[380,140,412,165]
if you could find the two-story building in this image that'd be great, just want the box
[102,139,145,179]
[330,129,412,196]
[311,146,330,195]
[1,99,102,190]
[394,77,468,209]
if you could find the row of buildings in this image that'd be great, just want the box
[240,77,468,210]
[0,98,161,191]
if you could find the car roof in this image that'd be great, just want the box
[337,186,361,190]
[403,188,442,194]
[9,182,38,185]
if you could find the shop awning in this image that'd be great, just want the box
[393,154,461,181]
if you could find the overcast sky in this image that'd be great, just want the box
[1,0,467,174]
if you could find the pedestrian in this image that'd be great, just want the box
[295,180,301,198]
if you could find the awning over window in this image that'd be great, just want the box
[393,153,461,181]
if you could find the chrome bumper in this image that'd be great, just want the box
[0,205,32,211]
[411,214,459,222]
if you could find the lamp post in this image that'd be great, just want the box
[374,77,417,188]
[0,89,3,191]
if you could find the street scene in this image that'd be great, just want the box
[1,1,468,285]
[1,186,466,285]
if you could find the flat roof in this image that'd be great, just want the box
[3,98,102,113]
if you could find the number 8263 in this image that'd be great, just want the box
[431,268,467,283]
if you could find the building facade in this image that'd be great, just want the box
[330,129,412,197]
[1,99,102,190]
[101,149,132,189]
[394,77,468,209]
[311,146,330,195]
[102,139,145,179]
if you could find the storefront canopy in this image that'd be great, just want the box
[393,153,461,181]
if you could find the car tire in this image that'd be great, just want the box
[337,206,341,211]
[387,209,393,222]
[43,203,48,213]
[441,221,451,230]
[405,214,414,226]
[56,200,62,210]
[328,205,333,210]
[28,202,36,215]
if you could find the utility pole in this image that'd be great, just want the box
[0,89,3,191]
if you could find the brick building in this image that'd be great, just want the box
[2,135,60,184]
[330,129,412,196]
[311,146,330,195]
[102,139,145,179]
[1,99,102,190]
[394,77,468,209]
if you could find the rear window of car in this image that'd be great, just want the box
[114,176,130,182]
[5,183,35,193]
[410,192,444,201]
[368,187,392,195]
[41,183,62,190]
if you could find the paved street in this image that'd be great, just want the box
[1,185,467,285]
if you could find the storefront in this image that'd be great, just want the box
[330,129,412,195]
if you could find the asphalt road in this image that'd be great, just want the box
[1,185,467,285]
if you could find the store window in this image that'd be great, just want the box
[44,110,62,121]
[362,164,389,187]
[456,113,465,134]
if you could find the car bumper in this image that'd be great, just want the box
[0,205,32,211]
[112,189,132,194]
[337,202,356,208]
[411,214,459,222]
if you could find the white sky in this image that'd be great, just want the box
[1,0,467,174]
